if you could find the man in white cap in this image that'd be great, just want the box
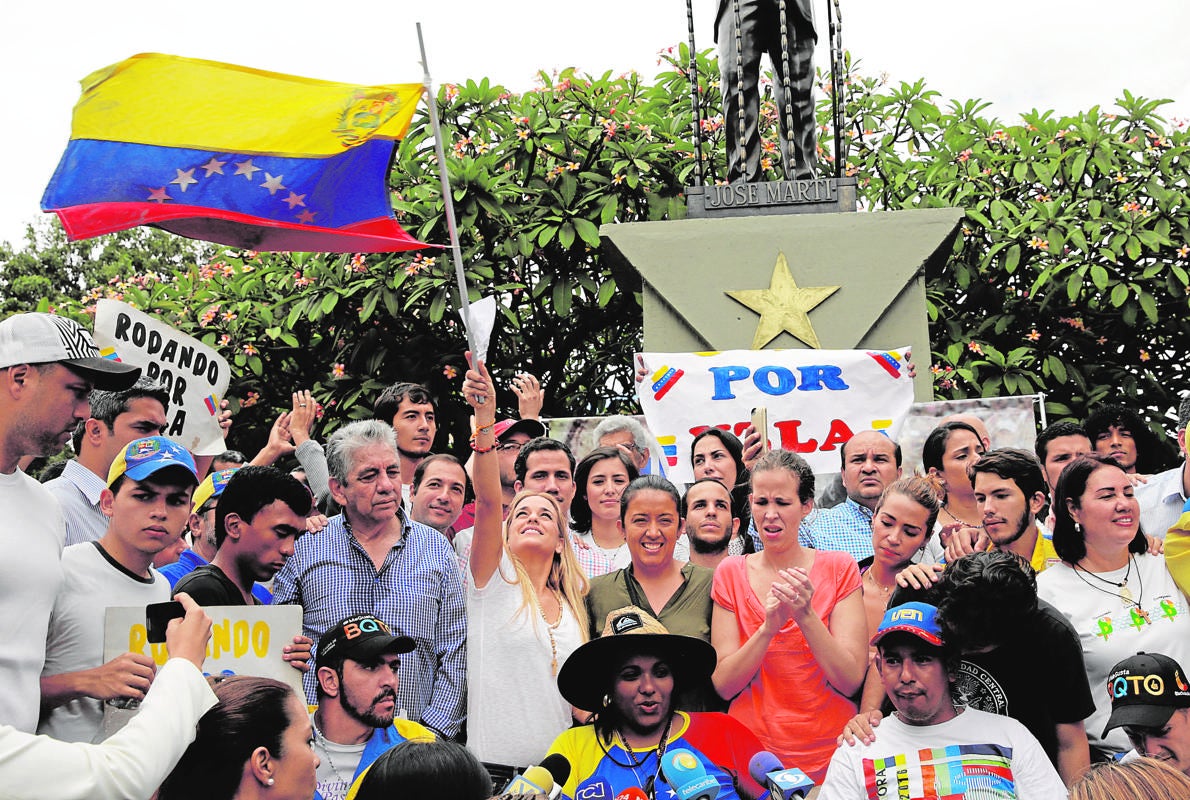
[0,312,139,732]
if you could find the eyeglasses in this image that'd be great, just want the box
[496,442,524,452]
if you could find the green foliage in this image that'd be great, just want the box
[15,50,1189,465]
[0,218,209,316]
[841,67,1189,459]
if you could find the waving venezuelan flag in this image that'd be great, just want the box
[42,53,427,253]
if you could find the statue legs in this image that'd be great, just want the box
[718,0,817,182]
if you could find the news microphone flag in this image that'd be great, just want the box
[747,751,815,800]
[42,53,427,253]
[502,766,553,796]
[615,789,649,800]
[660,748,719,800]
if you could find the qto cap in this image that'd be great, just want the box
[0,313,140,390]
[871,601,944,647]
[1102,651,1190,737]
[107,436,198,488]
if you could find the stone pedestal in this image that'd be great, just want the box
[601,208,964,401]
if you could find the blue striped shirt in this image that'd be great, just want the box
[44,459,110,546]
[805,498,874,561]
[272,511,467,738]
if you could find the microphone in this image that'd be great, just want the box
[502,755,571,799]
[541,754,571,800]
[502,766,553,795]
[615,789,649,800]
[747,752,815,800]
[659,748,720,800]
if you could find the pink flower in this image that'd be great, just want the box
[443,365,458,380]
[242,391,260,409]
[967,342,983,354]
[243,344,258,356]
[332,363,347,379]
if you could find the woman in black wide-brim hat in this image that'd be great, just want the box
[545,606,765,800]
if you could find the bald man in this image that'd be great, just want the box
[804,431,903,561]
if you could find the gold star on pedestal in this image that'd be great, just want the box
[726,252,840,349]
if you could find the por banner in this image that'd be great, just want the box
[93,299,230,455]
[636,348,915,483]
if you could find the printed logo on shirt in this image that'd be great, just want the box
[862,743,1017,799]
[954,660,1008,716]
[577,778,611,799]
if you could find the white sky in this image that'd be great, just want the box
[4,0,1188,248]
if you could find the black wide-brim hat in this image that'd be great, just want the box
[557,606,718,711]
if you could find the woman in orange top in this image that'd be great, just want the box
[710,449,867,782]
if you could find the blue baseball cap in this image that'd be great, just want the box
[192,467,240,514]
[872,601,944,647]
[107,436,198,487]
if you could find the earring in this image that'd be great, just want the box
[1075,522,1082,535]
[601,693,611,709]
[267,778,275,787]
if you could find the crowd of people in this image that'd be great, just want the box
[4,310,1190,799]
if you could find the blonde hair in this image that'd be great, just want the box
[1068,758,1190,800]
[502,491,590,641]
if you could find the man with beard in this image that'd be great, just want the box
[311,613,433,800]
[682,478,741,570]
[936,448,1061,570]
[971,448,1060,572]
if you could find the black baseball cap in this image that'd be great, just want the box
[1102,651,1190,737]
[316,613,415,668]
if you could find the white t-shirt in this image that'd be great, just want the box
[819,707,1066,800]
[1037,552,1190,754]
[466,552,582,766]
[312,732,365,800]
[0,469,65,732]
[39,542,170,743]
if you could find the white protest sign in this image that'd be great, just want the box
[636,348,915,483]
[93,299,230,455]
[101,604,303,738]
[104,604,304,691]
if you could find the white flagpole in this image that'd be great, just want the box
[416,22,478,359]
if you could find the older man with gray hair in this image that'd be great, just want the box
[272,419,466,741]
[593,414,664,476]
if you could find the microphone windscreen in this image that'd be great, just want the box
[541,753,571,785]
[614,789,649,800]
[748,751,782,786]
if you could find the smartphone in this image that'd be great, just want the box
[750,406,770,455]
[146,600,185,644]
